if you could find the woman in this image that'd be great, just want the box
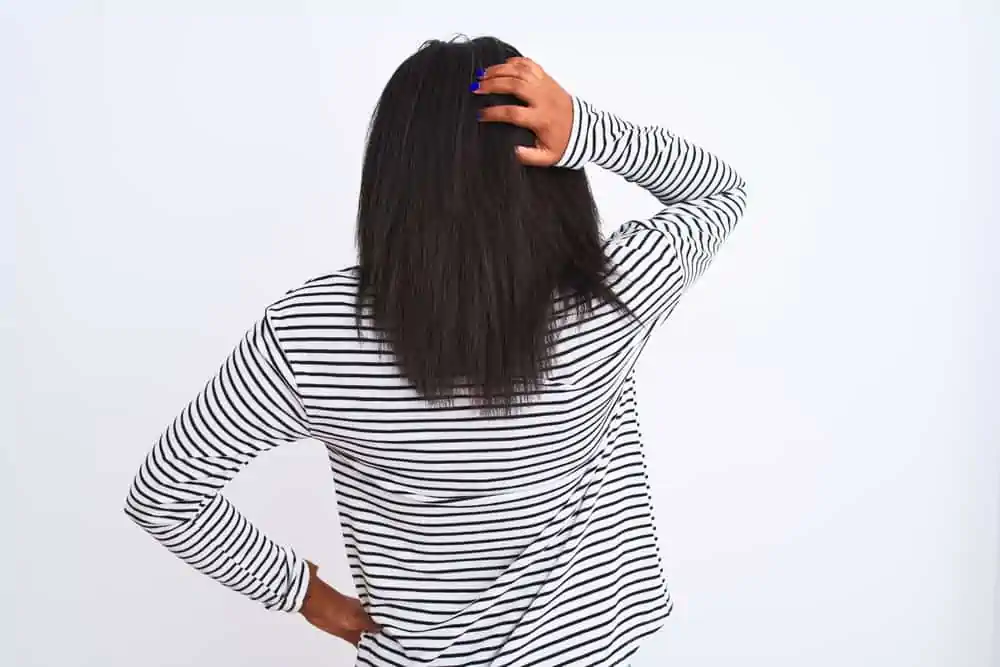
[124,35,748,666]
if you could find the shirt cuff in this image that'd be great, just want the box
[553,95,590,170]
[276,552,311,613]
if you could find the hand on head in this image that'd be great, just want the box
[473,57,574,167]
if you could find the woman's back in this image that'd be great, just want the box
[124,75,747,665]
[274,261,668,664]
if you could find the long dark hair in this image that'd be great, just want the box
[354,35,639,416]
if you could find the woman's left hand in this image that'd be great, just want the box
[300,560,381,647]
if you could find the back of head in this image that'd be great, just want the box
[355,35,635,416]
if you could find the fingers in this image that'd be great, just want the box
[352,604,381,633]
[474,74,536,103]
[361,612,381,633]
[514,145,553,167]
[507,57,545,80]
[480,63,523,80]
[481,57,541,82]
[350,620,380,648]
[475,57,548,136]
[478,104,537,129]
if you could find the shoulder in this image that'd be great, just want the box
[604,220,648,245]
[265,265,361,314]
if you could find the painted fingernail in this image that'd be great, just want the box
[469,81,479,92]
[475,68,485,79]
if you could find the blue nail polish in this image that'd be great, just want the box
[469,81,479,92]
[475,68,485,79]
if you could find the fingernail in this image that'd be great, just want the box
[475,68,485,79]
[469,81,479,92]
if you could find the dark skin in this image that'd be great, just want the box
[300,55,573,648]
[300,560,381,646]
[475,56,574,167]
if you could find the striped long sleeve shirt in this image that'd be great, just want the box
[124,94,748,666]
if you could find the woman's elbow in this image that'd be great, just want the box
[123,476,148,528]
[122,467,168,532]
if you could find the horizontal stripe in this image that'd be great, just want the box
[125,94,747,666]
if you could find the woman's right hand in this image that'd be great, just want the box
[474,57,574,167]
[300,560,381,647]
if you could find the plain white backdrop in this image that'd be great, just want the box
[8,1,999,666]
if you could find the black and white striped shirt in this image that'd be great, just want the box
[125,95,748,666]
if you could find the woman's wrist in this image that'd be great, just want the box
[301,560,342,616]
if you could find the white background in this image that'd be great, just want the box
[8,1,999,666]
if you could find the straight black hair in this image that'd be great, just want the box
[354,35,640,417]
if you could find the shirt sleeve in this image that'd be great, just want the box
[123,307,314,613]
[554,95,749,331]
